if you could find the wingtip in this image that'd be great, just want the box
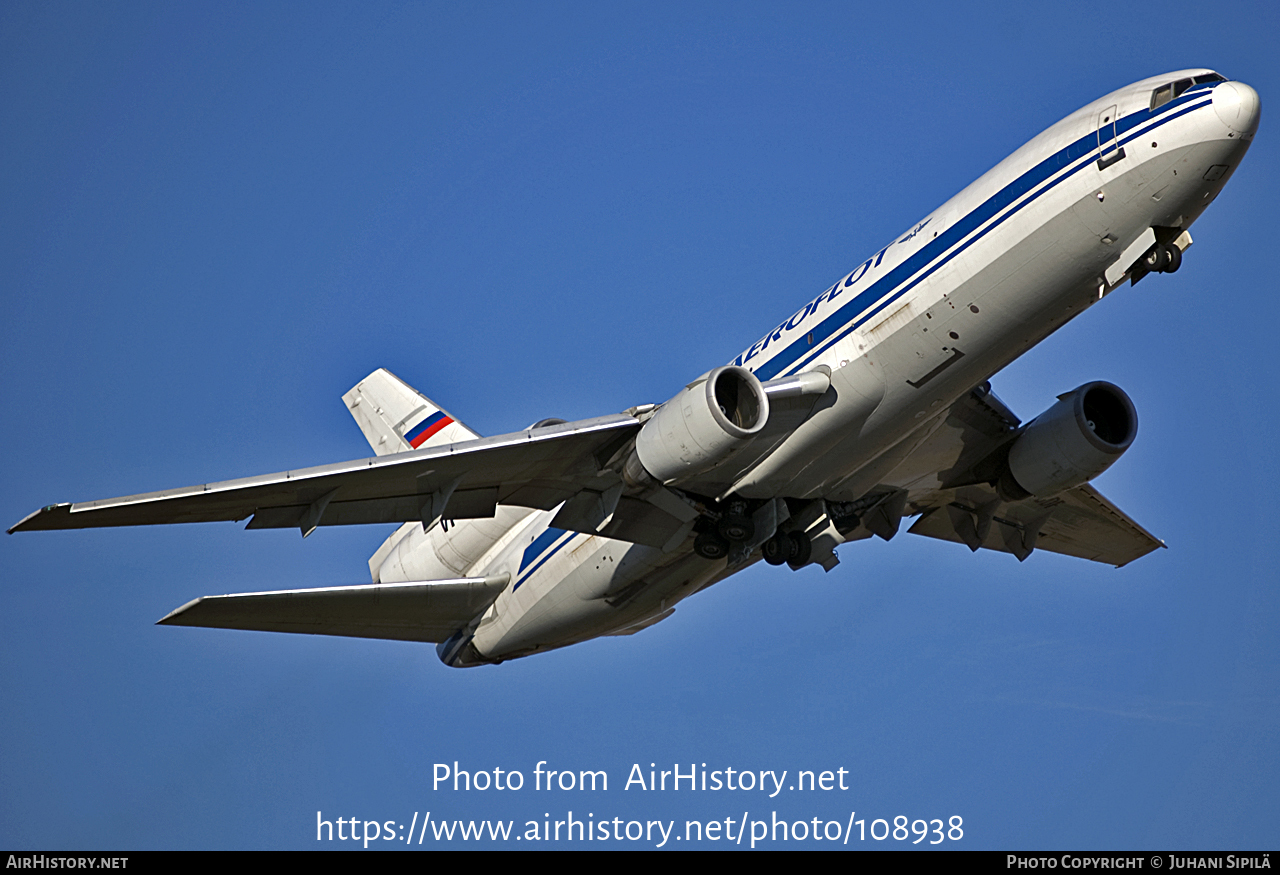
[156,597,206,625]
[8,504,72,534]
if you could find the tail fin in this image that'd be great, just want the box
[342,368,479,456]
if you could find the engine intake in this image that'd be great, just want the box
[1001,382,1137,499]
[632,366,769,484]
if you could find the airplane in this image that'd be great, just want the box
[9,69,1260,668]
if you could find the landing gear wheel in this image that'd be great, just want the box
[1164,243,1182,273]
[717,514,754,544]
[1143,245,1171,273]
[786,531,812,569]
[762,532,790,566]
[694,530,730,560]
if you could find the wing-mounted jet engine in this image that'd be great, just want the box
[996,382,1137,500]
[625,366,770,486]
[619,365,840,563]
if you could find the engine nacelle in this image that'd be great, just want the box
[1001,382,1137,499]
[632,366,769,484]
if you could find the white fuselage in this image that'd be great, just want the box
[379,71,1258,665]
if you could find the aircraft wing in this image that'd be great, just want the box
[883,387,1165,568]
[10,380,1165,566]
[9,414,643,536]
[157,575,510,643]
[906,482,1164,567]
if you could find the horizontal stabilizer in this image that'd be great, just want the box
[157,574,510,643]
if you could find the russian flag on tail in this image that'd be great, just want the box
[404,411,454,448]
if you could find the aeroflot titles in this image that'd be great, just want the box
[733,242,893,368]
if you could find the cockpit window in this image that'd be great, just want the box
[1151,73,1223,111]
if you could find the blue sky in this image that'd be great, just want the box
[2,1,1277,850]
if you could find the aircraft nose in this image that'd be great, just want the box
[1214,81,1261,136]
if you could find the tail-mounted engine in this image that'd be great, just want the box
[629,366,769,485]
[998,381,1137,500]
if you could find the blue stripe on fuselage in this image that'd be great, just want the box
[742,86,1219,382]
[515,527,575,590]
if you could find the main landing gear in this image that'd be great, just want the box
[692,500,754,561]
[761,530,812,568]
[692,501,813,570]
[692,504,755,559]
[716,511,754,543]
[694,529,730,560]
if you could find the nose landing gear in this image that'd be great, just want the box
[1141,241,1183,274]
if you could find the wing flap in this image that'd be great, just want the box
[157,575,510,643]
